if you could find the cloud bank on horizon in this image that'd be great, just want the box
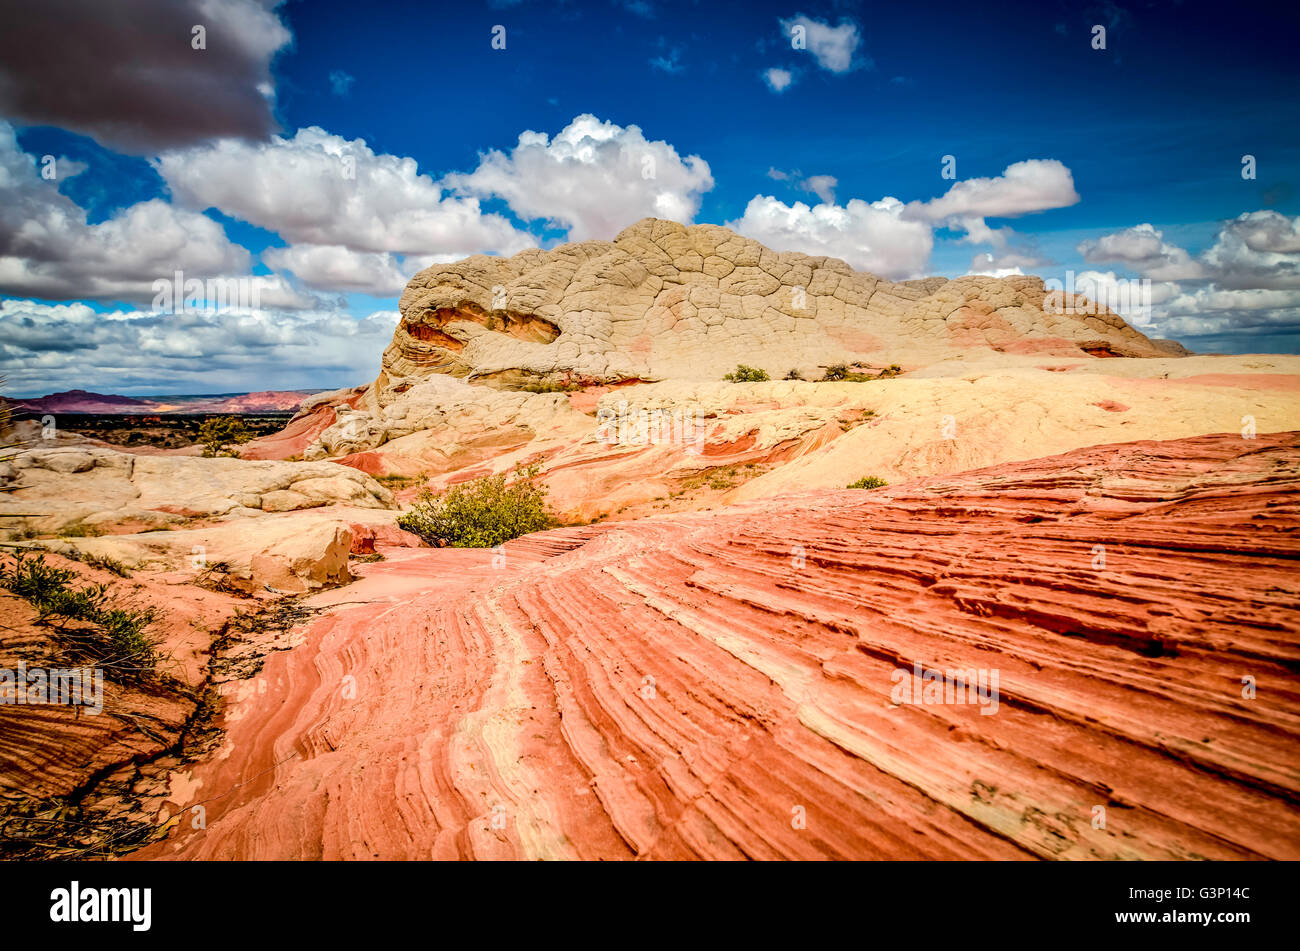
[0,0,1297,394]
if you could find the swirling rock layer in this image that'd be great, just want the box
[0,555,247,805]
[137,432,1300,860]
[296,352,1300,527]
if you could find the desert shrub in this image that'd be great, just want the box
[83,553,132,577]
[784,369,803,381]
[836,408,877,432]
[679,464,766,492]
[199,415,252,457]
[375,471,429,491]
[0,551,76,602]
[723,364,770,383]
[0,551,157,679]
[706,470,737,490]
[96,606,158,670]
[57,520,102,538]
[519,377,582,394]
[823,363,901,383]
[847,476,889,490]
[37,544,131,577]
[397,464,554,548]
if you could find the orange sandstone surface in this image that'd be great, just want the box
[0,557,250,803]
[133,432,1300,860]
[238,402,338,460]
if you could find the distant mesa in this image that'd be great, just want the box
[7,389,323,415]
[10,389,153,413]
[186,391,324,414]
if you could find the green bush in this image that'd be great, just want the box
[374,471,429,491]
[784,369,803,380]
[82,553,132,578]
[847,476,889,490]
[198,415,252,457]
[0,552,76,602]
[57,520,103,538]
[0,551,157,679]
[823,363,900,383]
[97,606,158,670]
[723,364,770,382]
[520,379,582,393]
[43,546,132,577]
[397,464,554,548]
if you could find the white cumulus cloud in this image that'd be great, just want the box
[154,127,536,258]
[909,159,1081,224]
[780,16,864,73]
[0,122,261,304]
[1068,212,1300,342]
[1078,223,1206,281]
[1203,211,1300,290]
[263,244,412,296]
[763,68,794,92]
[968,249,1049,275]
[1080,211,1300,290]
[735,159,1081,279]
[444,114,714,241]
[727,194,932,279]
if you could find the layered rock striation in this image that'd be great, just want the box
[137,432,1300,860]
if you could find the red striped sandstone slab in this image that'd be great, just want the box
[135,432,1300,860]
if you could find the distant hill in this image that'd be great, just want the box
[8,389,324,415]
[8,389,153,413]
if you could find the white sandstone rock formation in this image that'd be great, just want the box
[0,446,395,534]
[306,218,1165,460]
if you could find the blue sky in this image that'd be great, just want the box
[1,0,1297,395]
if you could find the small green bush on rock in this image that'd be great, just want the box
[0,551,157,680]
[822,364,904,383]
[723,364,770,382]
[847,476,889,490]
[397,464,554,548]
